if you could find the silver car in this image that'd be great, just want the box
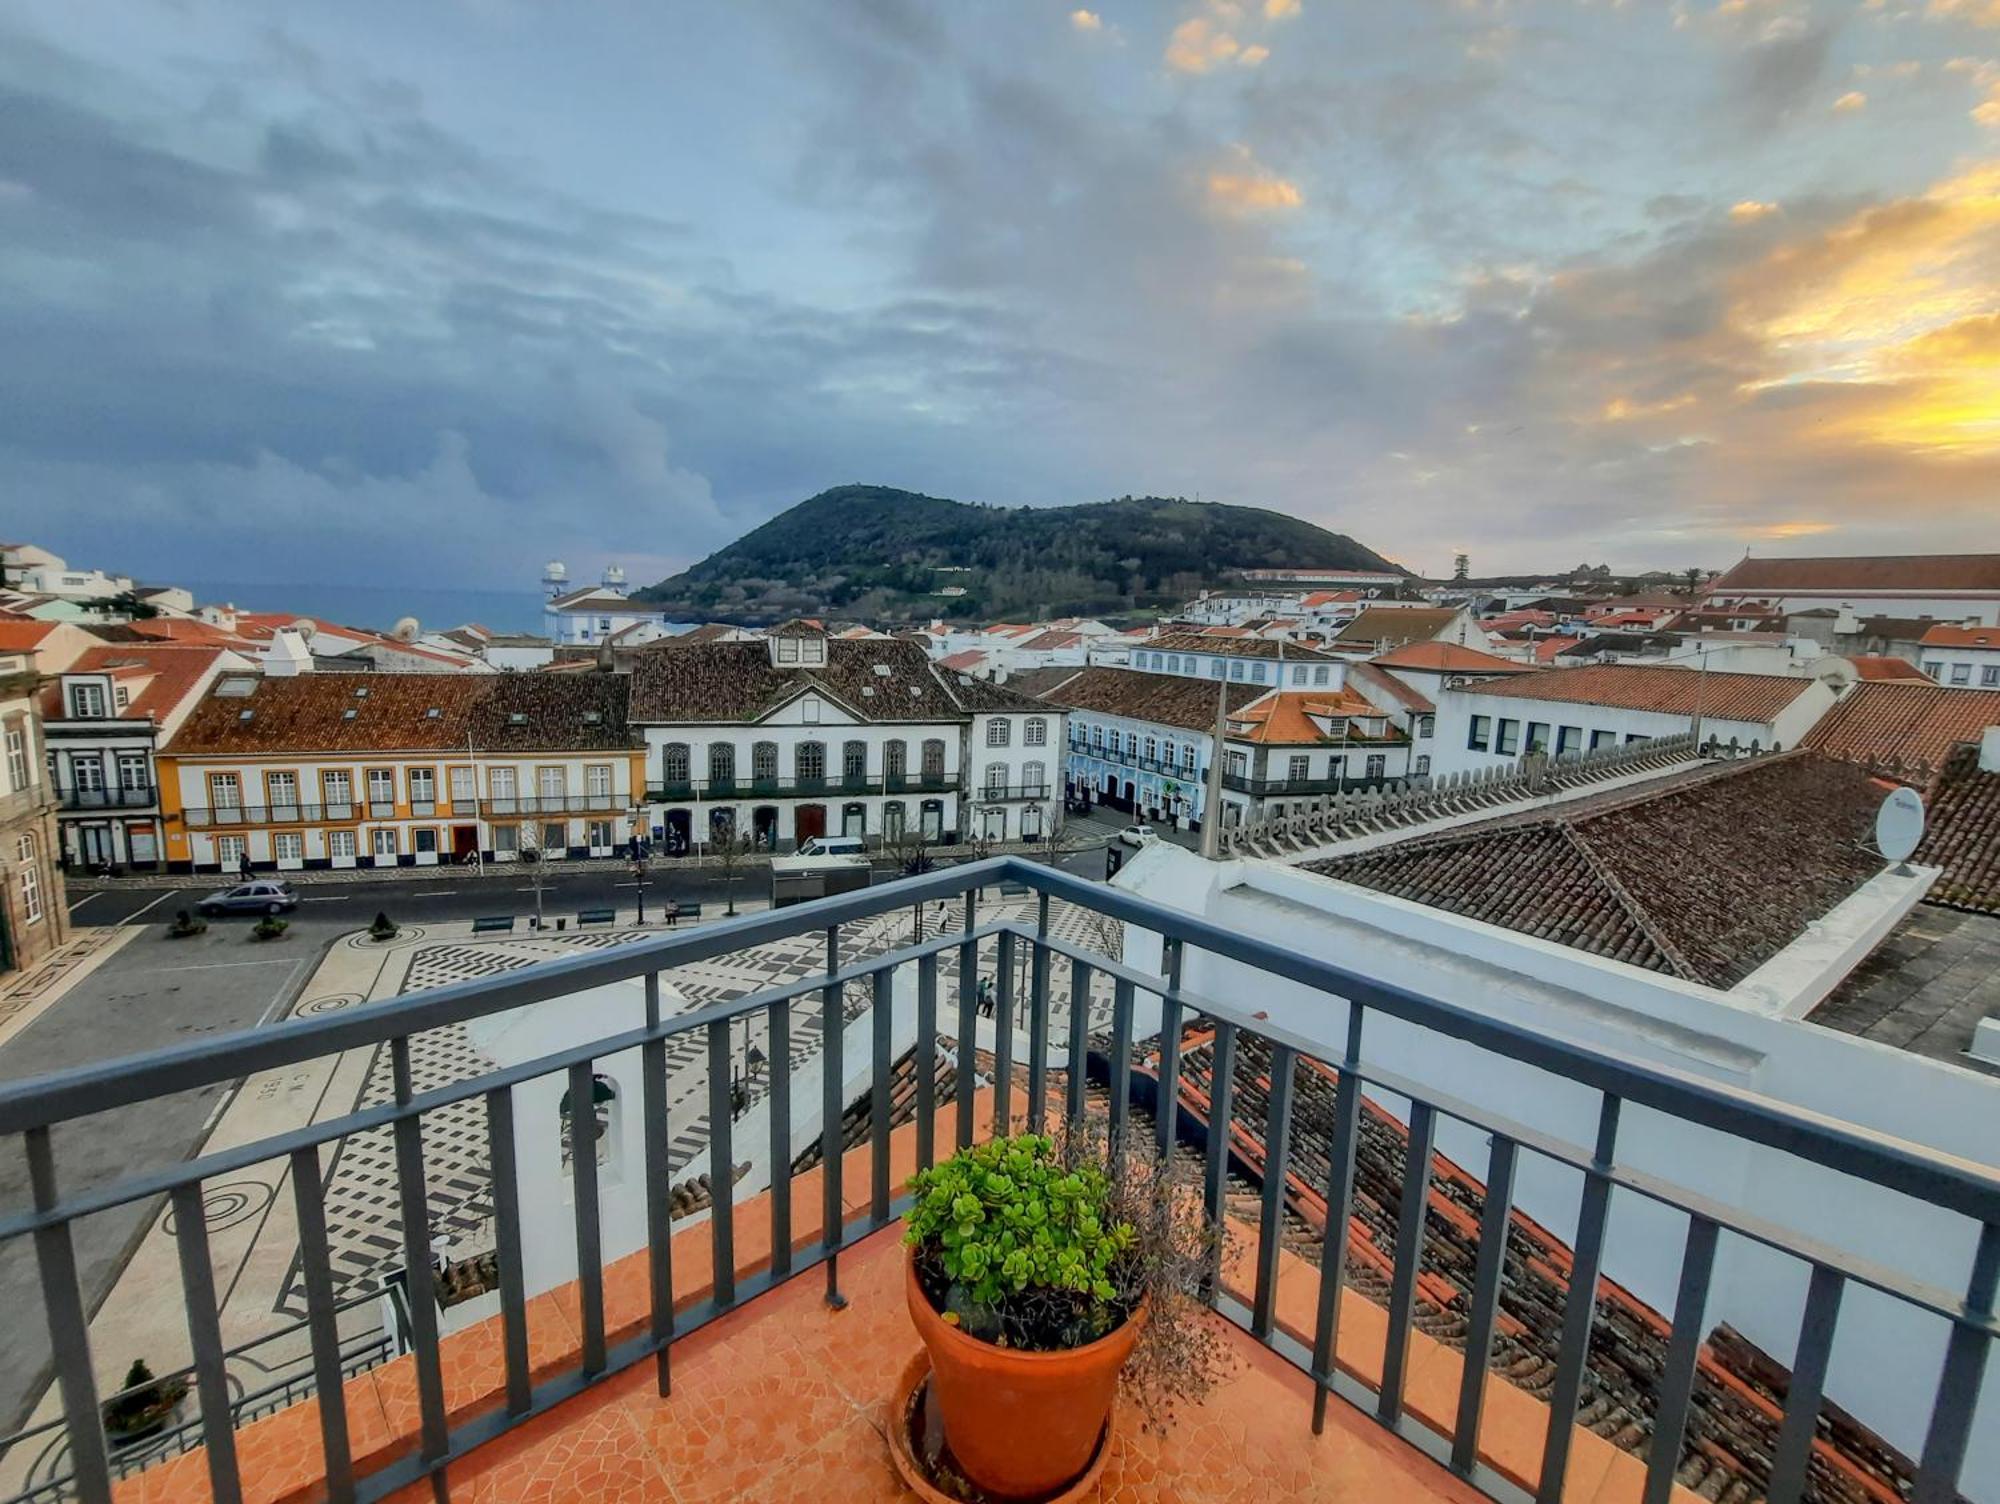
[196,880,300,917]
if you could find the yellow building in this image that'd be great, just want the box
[159,670,644,873]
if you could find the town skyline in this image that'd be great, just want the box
[7,1,2000,589]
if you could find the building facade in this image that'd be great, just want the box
[1430,663,1842,779]
[159,672,644,873]
[1916,625,2000,691]
[1703,554,2000,627]
[40,644,250,872]
[628,626,1062,853]
[0,665,68,973]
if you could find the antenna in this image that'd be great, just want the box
[1874,786,1925,873]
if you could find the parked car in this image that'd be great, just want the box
[1117,823,1156,848]
[795,835,866,858]
[196,881,300,917]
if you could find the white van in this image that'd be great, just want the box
[794,835,866,858]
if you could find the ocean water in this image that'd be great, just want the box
[181,581,549,636]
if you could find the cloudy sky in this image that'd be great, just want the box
[4,0,1998,589]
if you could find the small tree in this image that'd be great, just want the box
[712,830,754,916]
[1030,810,1087,872]
[959,800,998,864]
[369,911,399,942]
[883,824,935,941]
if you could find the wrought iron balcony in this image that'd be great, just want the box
[56,786,157,811]
[0,859,1992,1504]
[646,775,956,801]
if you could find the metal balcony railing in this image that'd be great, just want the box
[645,775,955,801]
[0,858,1993,1504]
[971,783,1051,802]
[56,786,157,811]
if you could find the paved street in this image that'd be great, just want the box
[61,842,1119,930]
[0,920,331,1432]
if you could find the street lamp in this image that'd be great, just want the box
[630,843,648,925]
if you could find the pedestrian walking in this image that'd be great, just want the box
[237,851,253,883]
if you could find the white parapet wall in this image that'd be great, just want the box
[1114,843,2000,1498]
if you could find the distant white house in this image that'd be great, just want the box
[1916,624,2000,691]
[542,562,667,646]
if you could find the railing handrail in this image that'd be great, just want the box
[2,855,1996,1225]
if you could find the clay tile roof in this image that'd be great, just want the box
[1370,641,1536,674]
[1230,690,1399,746]
[1800,681,2000,771]
[1345,660,1434,714]
[166,673,637,755]
[1848,655,1933,682]
[1917,623,2000,649]
[1709,553,2000,593]
[1334,608,1460,646]
[1040,666,1263,734]
[627,638,960,723]
[1018,630,1083,651]
[1144,631,1336,661]
[1464,663,1812,722]
[1533,637,1583,663]
[1916,743,2000,914]
[937,650,989,671]
[39,644,231,722]
[0,620,57,651]
[1305,754,1886,988]
[767,618,826,638]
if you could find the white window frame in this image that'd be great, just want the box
[17,835,41,924]
[986,719,1011,747]
[327,829,358,862]
[371,827,399,859]
[273,831,305,866]
[68,683,108,719]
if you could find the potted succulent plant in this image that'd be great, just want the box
[101,1359,188,1444]
[902,1127,1225,1499]
[166,908,207,939]
[251,914,289,941]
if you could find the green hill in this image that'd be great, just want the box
[634,485,1400,624]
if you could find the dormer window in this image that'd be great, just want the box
[68,683,108,719]
[768,626,828,669]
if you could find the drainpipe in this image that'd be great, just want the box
[1199,674,1228,860]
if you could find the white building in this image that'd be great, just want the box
[1431,662,1844,778]
[1916,624,2000,691]
[1704,553,2000,628]
[0,544,135,601]
[1124,632,1346,691]
[1042,667,1414,831]
[40,643,253,872]
[542,563,667,647]
[627,623,1063,853]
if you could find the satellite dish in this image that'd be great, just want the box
[289,618,318,643]
[392,616,420,642]
[1875,786,1925,867]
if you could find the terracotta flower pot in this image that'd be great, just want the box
[905,1253,1144,1500]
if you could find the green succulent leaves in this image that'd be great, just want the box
[904,1134,1135,1315]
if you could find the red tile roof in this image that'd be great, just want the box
[1916,743,2000,914]
[1532,637,1583,664]
[1307,754,1885,988]
[1464,663,1814,722]
[1709,554,2000,594]
[0,620,58,652]
[1917,623,2000,649]
[1370,641,1537,675]
[1847,655,1932,682]
[937,650,988,671]
[38,644,234,723]
[1800,681,2000,771]
[1229,690,1400,746]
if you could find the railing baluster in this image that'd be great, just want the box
[1028,896,1051,1132]
[1066,957,1091,1126]
[1310,1009,1366,1434]
[705,1022,736,1305]
[1536,1095,1621,1504]
[993,929,1016,1136]
[1253,1043,1296,1339]
[871,966,893,1222]
[1155,939,1184,1161]
[1912,1219,2000,1504]
[1202,1021,1238,1240]
[484,1088,532,1415]
[1765,1264,1844,1504]
[1643,1215,1719,1504]
[289,1144,357,1499]
[1449,1134,1517,1469]
[1379,1101,1436,1425]
[956,905,977,1151]
[767,998,792,1278]
[1109,977,1135,1151]
[170,1182,244,1504]
[566,1059,606,1374]
[389,1038,449,1468]
[641,977,675,1395]
[25,1128,112,1504]
[916,952,938,1172]
[821,926,846,1267]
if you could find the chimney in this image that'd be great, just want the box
[1833,604,1859,636]
[1982,726,2000,774]
[263,630,311,678]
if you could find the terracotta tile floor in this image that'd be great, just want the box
[391,1224,1489,1504]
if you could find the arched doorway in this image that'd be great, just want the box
[752,806,779,850]
[663,808,691,857]
[795,803,827,848]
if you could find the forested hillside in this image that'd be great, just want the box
[635,485,1398,623]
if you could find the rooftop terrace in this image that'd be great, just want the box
[0,859,1992,1504]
